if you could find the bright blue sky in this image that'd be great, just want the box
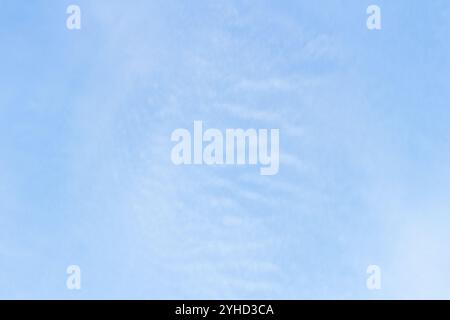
[1,0,450,299]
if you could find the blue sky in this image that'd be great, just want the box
[0,0,450,299]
